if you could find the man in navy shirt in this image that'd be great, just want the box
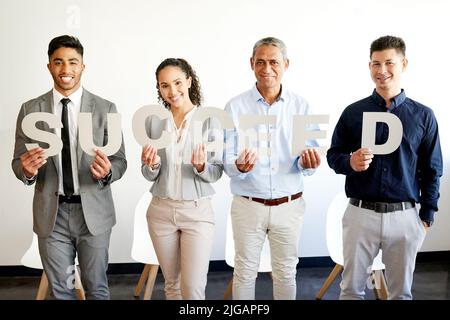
[327,35,442,300]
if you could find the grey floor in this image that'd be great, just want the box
[0,261,449,300]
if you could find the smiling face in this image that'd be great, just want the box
[369,48,407,94]
[157,65,193,110]
[251,44,289,94]
[47,47,85,96]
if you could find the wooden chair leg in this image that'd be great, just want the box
[35,267,85,300]
[377,270,389,299]
[372,270,388,300]
[316,264,344,300]
[223,278,233,300]
[134,264,151,297]
[74,266,86,300]
[143,265,159,300]
[36,271,49,300]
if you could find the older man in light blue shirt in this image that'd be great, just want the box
[224,37,321,300]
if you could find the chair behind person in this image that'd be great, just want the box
[316,192,388,300]
[21,233,85,300]
[131,191,160,300]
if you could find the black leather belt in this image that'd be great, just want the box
[349,198,415,213]
[242,192,303,206]
[59,195,81,204]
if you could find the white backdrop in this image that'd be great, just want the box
[1,0,449,265]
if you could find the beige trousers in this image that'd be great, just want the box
[147,197,215,300]
[230,195,305,300]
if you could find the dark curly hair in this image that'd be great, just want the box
[155,58,202,109]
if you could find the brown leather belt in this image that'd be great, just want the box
[242,192,303,206]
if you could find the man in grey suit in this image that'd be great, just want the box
[11,35,127,299]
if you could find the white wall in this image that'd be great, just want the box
[1,0,449,265]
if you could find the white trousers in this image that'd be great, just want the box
[230,195,305,300]
[147,197,215,300]
[340,203,426,300]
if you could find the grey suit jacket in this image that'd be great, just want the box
[141,112,223,200]
[12,89,127,237]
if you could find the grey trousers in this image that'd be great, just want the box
[38,202,111,300]
[340,202,426,300]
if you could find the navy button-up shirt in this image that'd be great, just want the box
[327,89,443,222]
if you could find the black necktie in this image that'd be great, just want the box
[61,98,74,196]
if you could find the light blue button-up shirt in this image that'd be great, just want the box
[224,85,318,199]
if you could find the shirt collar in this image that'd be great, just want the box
[182,105,197,123]
[52,86,83,108]
[168,105,198,129]
[371,88,406,110]
[251,83,286,104]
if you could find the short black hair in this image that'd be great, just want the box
[48,35,84,59]
[370,35,406,58]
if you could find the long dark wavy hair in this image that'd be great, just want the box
[155,58,202,109]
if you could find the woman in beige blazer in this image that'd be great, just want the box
[141,58,223,300]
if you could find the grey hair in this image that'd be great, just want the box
[252,37,288,60]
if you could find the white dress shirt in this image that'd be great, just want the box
[52,86,82,195]
[224,85,318,199]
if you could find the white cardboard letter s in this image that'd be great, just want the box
[22,112,62,157]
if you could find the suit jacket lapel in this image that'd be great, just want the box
[39,90,60,173]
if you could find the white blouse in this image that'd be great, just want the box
[165,107,197,200]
